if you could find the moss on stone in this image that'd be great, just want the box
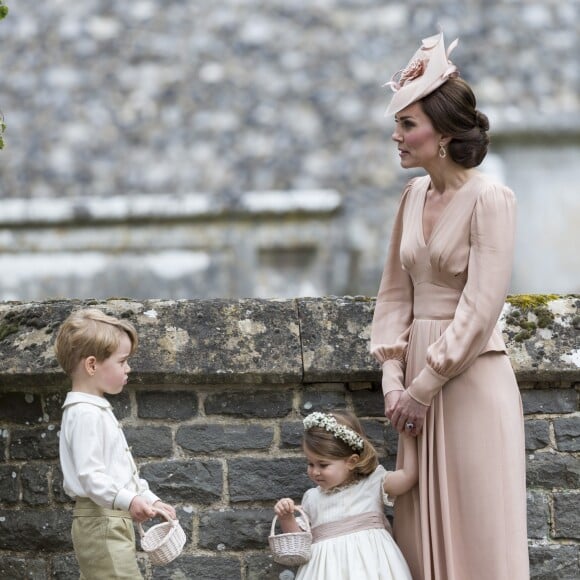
[0,323,19,341]
[505,294,560,335]
[506,294,559,310]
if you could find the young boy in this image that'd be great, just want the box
[55,308,176,579]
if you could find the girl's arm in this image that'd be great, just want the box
[274,497,301,533]
[383,434,418,497]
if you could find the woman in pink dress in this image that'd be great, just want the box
[370,31,529,579]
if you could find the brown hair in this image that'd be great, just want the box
[303,410,379,477]
[54,308,138,376]
[420,77,490,168]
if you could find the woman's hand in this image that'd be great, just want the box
[384,390,403,420]
[390,390,428,436]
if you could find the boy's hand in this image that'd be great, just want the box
[274,498,296,519]
[153,500,177,520]
[129,495,156,522]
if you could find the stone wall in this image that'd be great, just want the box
[0,295,578,579]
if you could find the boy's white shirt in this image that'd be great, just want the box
[59,391,160,511]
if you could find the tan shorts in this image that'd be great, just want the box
[72,497,143,580]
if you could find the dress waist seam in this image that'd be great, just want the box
[311,511,390,544]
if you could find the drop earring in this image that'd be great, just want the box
[439,143,447,159]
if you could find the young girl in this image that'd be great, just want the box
[274,411,416,580]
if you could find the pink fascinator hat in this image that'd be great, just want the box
[384,31,459,116]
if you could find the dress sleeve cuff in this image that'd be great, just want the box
[381,359,405,397]
[113,489,136,512]
[382,472,395,507]
[407,365,447,406]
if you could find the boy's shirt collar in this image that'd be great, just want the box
[62,391,111,409]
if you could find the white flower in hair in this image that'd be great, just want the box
[303,412,364,452]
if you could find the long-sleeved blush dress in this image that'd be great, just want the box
[371,173,529,580]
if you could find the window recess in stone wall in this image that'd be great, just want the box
[257,246,319,298]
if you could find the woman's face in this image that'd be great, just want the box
[392,102,442,170]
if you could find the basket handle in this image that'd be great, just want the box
[270,505,310,535]
[138,507,178,538]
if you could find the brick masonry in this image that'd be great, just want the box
[0,296,578,579]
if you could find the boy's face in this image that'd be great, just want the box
[91,333,132,397]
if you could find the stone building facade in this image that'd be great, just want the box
[0,296,578,579]
[0,0,579,299]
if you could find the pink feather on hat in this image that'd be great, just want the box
[384,31,459,116]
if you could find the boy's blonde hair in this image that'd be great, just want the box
[303,410,379,476]
[54,308,138,376]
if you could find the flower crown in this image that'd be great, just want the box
[303,412,364,452]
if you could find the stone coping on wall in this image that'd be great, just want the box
[0,190,342,226]
[0,295,578,388]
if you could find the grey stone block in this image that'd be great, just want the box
[352,387,385,417]
[0,393,43,424]
[51,466,72,505]
[52,554,79,580]
[176,424,273,453]
[140,460,223,504]
[0,466,19,504]
[21,463,50,506]
[129,299,302,384]
[0,510,72,551]
[43,391,67,423]
[522,389,577,415]
[299,297,378,382]
[198,509,271,550]
[554,417,580,452]
[229,458,311,502]
[245,553,297,580]
[525,419,551,451]
[527,491,550,539]
[125,426,173,457]
[527,453,580,488]
[149,555,241,580]
[280,421,304,449]
[360,419,388,454]
[300,388,346,414]
[553,492,580,539]
[9,426,59,460]
[0,556,47,580]
[107,390,132,420]
[137,390,198,420]
[529,544,580,579]
[205,391,293,418]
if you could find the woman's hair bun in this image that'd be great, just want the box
[475,110,489,132]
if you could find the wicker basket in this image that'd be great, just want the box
[268,506,312,566]
[138,508,186,566]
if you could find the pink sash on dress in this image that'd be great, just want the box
[311,511,391,543]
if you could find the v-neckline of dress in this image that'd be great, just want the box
[420,175,474,246]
